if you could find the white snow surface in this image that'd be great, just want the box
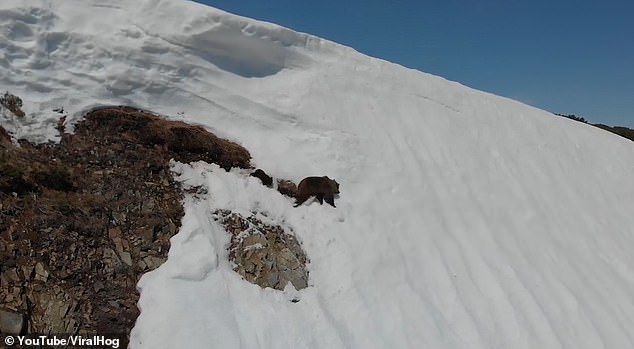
[2,1,634,348]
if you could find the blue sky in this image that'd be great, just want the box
[195,0,633,127]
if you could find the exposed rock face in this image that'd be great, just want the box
[214,210,309,291]
[0,106,252,346]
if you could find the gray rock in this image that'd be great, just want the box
[119,251,133,267]
[216,210,309,291]
[102,248,121,273]
[266,271,279,287]
[0,309,24,335]
[34,262,49,282]
[142,255,165,271]
[29,286,77,333]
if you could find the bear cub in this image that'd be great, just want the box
[250,168,273,187]
[294,176,340,208]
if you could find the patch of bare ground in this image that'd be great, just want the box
[0,106,250,345]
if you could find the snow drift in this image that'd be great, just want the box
[1,0,633,348]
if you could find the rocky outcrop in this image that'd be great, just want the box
[214,210,309,291]
[0,106,252,346]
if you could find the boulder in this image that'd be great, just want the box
[214,210,309,291]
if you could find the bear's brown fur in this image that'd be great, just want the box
[294,176,340,208]
[251,168,273,187]
[277,179,297,198]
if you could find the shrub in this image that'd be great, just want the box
[594,124,634,142]
[0,92,25,117]
[555,112,634,143]
[0,154,35,194]
[34,165,76,192]
[555,113,587,123]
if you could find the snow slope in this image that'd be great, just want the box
[2,1,634,348]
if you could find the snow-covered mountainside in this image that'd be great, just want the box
[2,1,634,348]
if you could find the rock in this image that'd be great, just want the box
[0,309,24,335]
[34,262,49,282]
[281,269,308,290]
[102,248,121,274]
[109,227,133,267]
[215,210,309,291]
[139,226,154,244]
[119,251,133,267]
[265,271,279,287]
[29,286,77,333]
[21,264,34,281]
[93,281,105,293]
[1,268,20,284]
[168,220,177,234]
[243,234,268,248]
[142,256,165,271]
[137,259,148,271]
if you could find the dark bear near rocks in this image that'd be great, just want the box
[294,176,340,208]
[251,168,273,187]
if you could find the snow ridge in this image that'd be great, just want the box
[1,1,634,349]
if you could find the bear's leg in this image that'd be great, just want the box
[317,193,324,204]
[294,195,309,207]
[325,194,336,207]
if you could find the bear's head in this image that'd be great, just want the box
[330,178,340,194]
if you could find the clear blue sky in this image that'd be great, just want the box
[195,0,633,127]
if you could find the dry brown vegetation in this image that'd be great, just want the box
[83,106,251,169]
[0,126,11,145]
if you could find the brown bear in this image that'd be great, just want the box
[251,168,273,187]
[277,179,297,198]
[294,176,340,208]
